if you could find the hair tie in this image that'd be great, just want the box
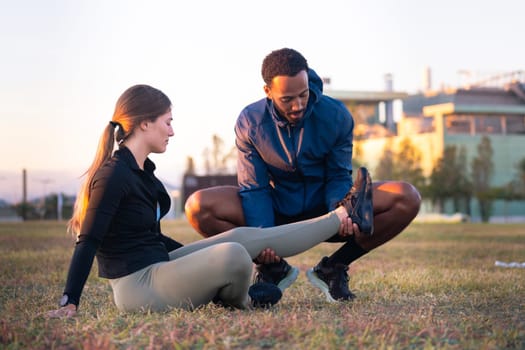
[109,121,119,128]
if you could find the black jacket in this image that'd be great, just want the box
[63,147,182,306]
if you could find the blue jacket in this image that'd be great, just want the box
[235,69,354,227]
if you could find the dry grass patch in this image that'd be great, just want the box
[0,221,523,349]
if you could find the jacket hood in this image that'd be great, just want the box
[307,68,323,99]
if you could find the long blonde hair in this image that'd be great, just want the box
[68,85,171,235]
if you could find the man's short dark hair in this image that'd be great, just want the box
[261,48,309,85]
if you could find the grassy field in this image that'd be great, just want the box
[0,220,523,349]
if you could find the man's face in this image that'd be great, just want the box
[264,70,309,124]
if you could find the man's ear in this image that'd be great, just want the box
[263,85,272,99]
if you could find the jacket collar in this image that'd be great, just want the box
[114,146,156,174]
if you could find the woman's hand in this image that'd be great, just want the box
[46,304,77,318]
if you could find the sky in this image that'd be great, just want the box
[1,0,524,203]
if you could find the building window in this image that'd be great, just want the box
[445,115,472,134]
[475,115,503,134]
[506,115,525,134]
[445,114,525,135]
[420,116,435,133]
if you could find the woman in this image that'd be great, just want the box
[47,84,366,317]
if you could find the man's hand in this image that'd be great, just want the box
[254,248,281,264]
[46,304,77,318]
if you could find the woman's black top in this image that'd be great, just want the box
[62,147,182,306]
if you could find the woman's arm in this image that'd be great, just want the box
[47,165,126,318]
[46,239,97,318]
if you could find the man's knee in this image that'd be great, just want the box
[184,186,244,237]
[400,181,421,216]
[184,190,214,236]
[184,191,202,219]
[374,181,421,218]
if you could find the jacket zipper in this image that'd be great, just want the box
[275,123,305,167]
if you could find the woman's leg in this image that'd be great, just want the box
[110,242,253,312]
[170,210,342,261]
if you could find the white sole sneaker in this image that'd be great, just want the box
[306,268,337,303]
[277,266,299,292]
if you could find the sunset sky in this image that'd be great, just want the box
[1,0,523,202]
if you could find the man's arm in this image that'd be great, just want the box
[235,116,275,228]
[324,107,354,209]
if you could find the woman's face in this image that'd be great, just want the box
[146,110,174,154]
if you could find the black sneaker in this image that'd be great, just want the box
[253,259,299,292]
[306,256,356,302]
[248,282,283,308]
[338,166,374,235]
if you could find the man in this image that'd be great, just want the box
[185,48,421,302]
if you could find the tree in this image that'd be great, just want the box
[428,145,472,214]
[184,156,196,175]
[393,138,425,190]
[428,146,456,212]
[375,140,395,180]
[202,134,237,175]
[471,136,494,222]
[503,157,525,200]
[351,141,364,172]
[517,158,525,197]
[212,134,225,172]
[202,147,211,175]
[519,158,525,184]
[456,147,473,215]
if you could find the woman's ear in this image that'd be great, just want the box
[139,120,149,131]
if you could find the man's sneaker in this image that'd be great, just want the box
[338,166,374,235]
[248,282,282,308]
[253,259,299,292]
[306,256,356,302]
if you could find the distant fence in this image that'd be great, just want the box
[181,174,237,210]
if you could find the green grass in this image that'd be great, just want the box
[0,221,524,349]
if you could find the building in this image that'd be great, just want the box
[328,72,525,222]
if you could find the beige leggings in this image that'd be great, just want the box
[109,211,340,312]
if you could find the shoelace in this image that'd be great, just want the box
[336,187,357,208]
